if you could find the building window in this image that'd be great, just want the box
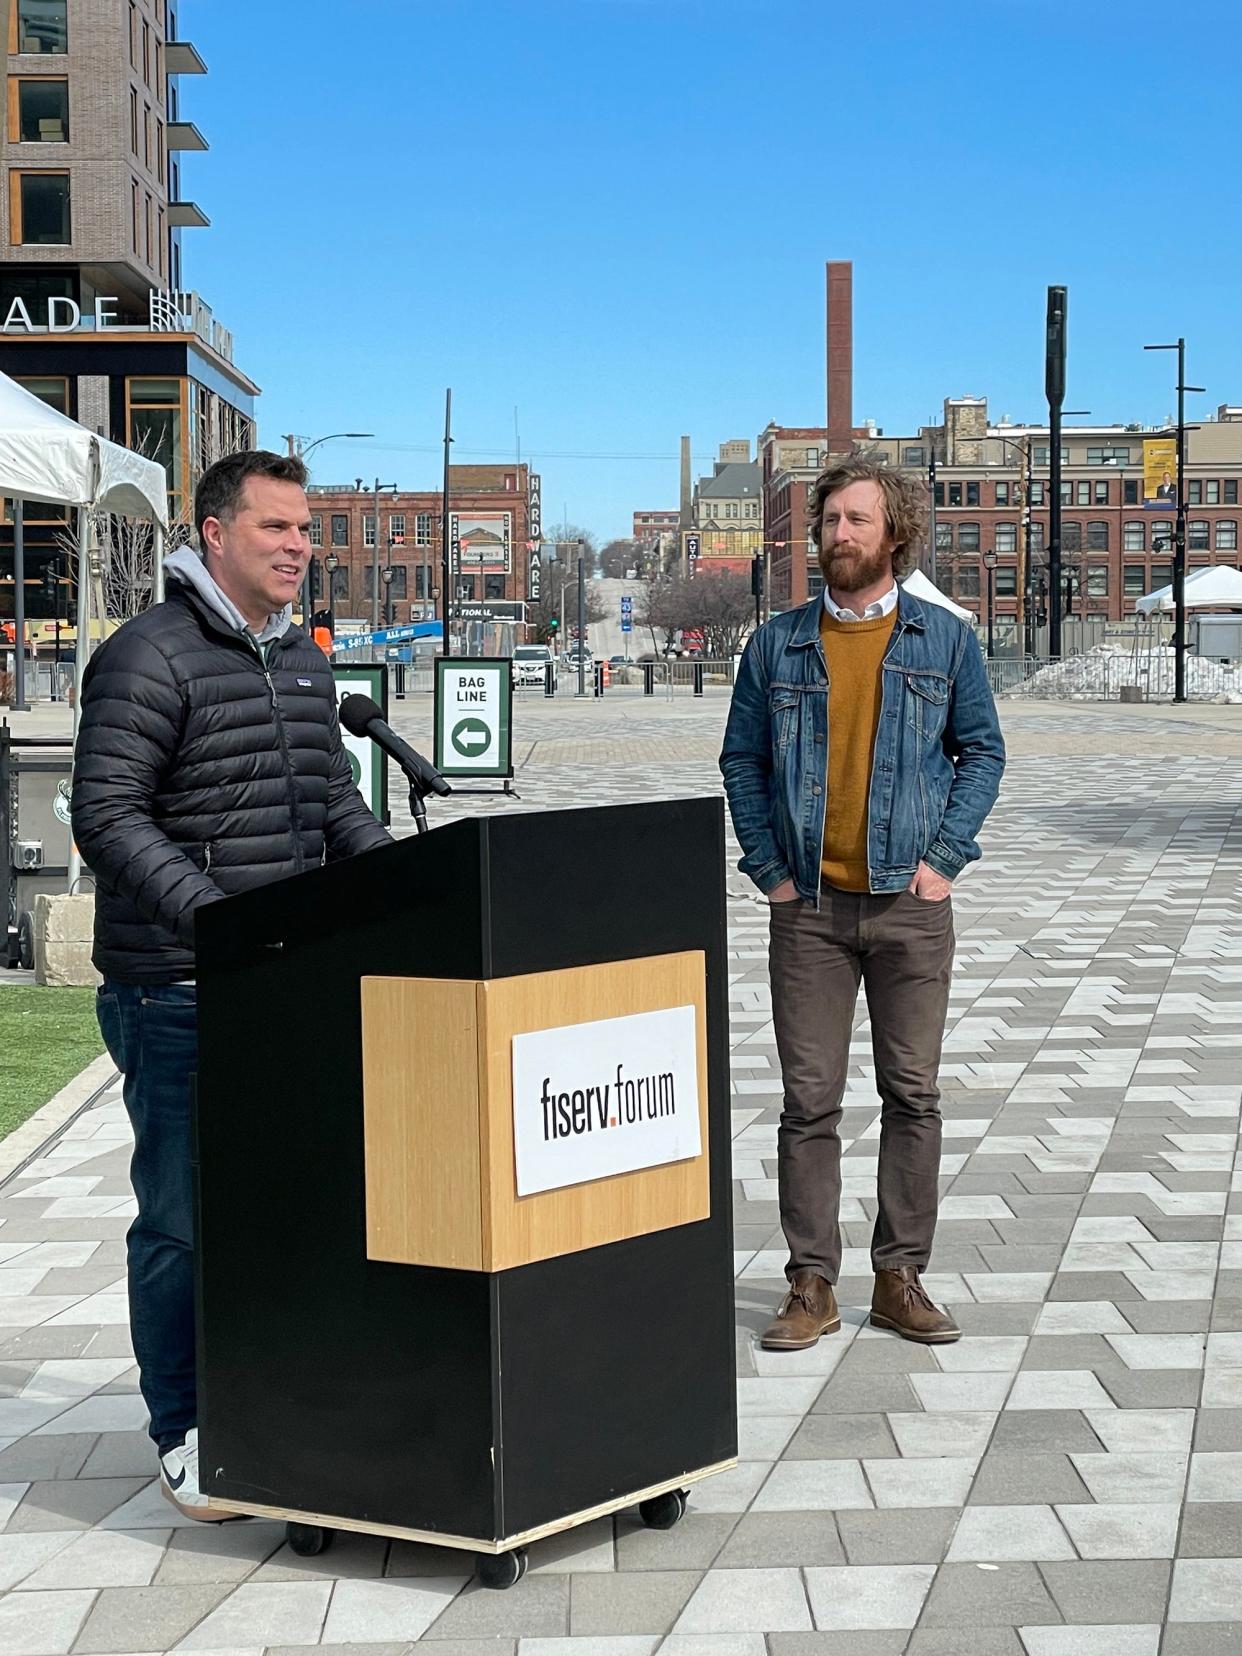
[1086,446,1131,465]
[1062,522,1082,553]
[902,446,925,466]
[415,511,433,545]
[1034,446,1068,466]
[948,483,962,507]
[15,0,67,54]
[1030,521,1045,554]
[1029,481,1045,505]
[130,87,138,153]
[389,513,405,543]
[1216,520,1238,551]
[157,119,165,183]
[1086,521,1109,551]
[1075,481,1089,506]
[965,481,980,507]
[804,448,818,466]
[127,376,183,516]
[806,567,824,597]
[1094,480,1109,504]
[12,78,69,142]
[1124,522,1146,552]
[144,190,152,264]
[386,565,408,598]
[1124,479,1140,505]
[363,514,376,548]
[958,522,980,552]
[16,374,68,412]
[129,2,137,65]
[142,17,151,82]
[309,515,322,547]
[955,564,980,598]
[995,523,1017,554]
[1124,565,1147,595]
[1152,522,1173,552]
[1151,562,1173,588]
[1087,566,1109,597]
[935,523,953,552]
[11,169,70,243]
[995,481,1009,506]
[330,566,349,602]
[933,483,944,507]
[1206,479,1220,504]
[157,205,164,277]
[1225,480,1238,505]
[331,514,348,546]
[995,567,1018,596]
[131,178,139,252]
[1188,520,1210,551]
[484,573,505,599]
[1187,479,1201,505]
[143,103,152,169]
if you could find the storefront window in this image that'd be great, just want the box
[127,376,184,518]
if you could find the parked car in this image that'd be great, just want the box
[511,644,554,686]
[608,654,632,667]
[562,649,594,674]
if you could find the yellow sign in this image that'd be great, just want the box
[1143,437,1177,509]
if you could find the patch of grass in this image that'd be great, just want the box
[0,986,108,1142]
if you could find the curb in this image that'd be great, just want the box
[0,1052,118,1186]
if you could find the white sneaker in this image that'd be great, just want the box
[159,1428,237,1522]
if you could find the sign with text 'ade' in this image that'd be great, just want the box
[512,1005,702,1197]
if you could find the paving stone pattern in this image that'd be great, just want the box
[1,691,1240,1650]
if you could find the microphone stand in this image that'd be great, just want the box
[408,773,430,836]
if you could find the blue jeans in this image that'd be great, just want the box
[96,981,197,1454]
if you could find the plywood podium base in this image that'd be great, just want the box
[209,1455,737,1557]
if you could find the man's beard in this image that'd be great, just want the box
[818,544,892,594]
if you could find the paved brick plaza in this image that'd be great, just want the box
[1,688,1241,1652]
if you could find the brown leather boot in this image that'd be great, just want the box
[870,1266,961,1344]
[761,1269,841,1351]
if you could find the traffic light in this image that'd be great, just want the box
[42,561,59,605]
[549,617,559,632]
[750,555,764,598]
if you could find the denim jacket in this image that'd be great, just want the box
[719,589,1005,901]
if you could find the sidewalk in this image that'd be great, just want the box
[1,696,1240,1652]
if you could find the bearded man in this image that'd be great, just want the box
[720,455,1005,1348]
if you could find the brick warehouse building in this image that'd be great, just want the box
[1,0,258,618]
[306,464,538,625]
[758,401,1242,628]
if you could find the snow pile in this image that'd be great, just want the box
[1007,643,1242,703]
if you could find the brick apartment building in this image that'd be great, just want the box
[306,464,538,624]
[1,0,257,615]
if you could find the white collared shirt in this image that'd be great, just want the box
[822,584,899,623]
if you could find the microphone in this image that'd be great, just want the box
[339,694,452,797]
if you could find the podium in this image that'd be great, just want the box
[193,798,737,1579]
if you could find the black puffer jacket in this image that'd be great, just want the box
[72,583,391,983]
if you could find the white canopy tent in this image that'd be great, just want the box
[1135,564,1242,613]
[0,367,168,716]
[902,565,974,622]
[1,368,169,885]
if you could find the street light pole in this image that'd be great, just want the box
[324,550,339,638]
[576,542,586,698]
[284,431,373,629]
[1046,286,1068,661]
[1145,339,1204,706]
[371,478,397,631]
[983,549,997,660]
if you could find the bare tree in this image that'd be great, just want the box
[633,569,688,657]
[543,521,599,576]
[686,570,755,658]
[526,557,607,645]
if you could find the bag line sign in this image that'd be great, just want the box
[433,656,513,778]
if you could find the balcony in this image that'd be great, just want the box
[166,121,208,152]
[165,40,207,74]
[167,200,209,228]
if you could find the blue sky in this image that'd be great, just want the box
[185,0,1242,542]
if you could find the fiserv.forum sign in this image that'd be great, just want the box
[511,1005,702,1197]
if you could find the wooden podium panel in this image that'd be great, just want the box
[362,950,709,1272]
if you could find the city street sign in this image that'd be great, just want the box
[433,657,513,779]
[454,601,527,623]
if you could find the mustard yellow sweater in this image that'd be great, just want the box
[819,608,898,891]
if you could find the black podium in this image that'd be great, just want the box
[193,798,736,1579]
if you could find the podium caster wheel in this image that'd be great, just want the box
[475,1548,527,1590]
[639,1488,688,1530]
[286,1522,333,1557]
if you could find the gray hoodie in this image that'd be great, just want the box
[163,544,294,649]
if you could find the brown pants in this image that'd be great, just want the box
[767,887,955,1284]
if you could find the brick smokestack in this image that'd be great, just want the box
[826,260,853,455]
[679,435,692,531]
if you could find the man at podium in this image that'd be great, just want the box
[72,450,391,1520]
[720,456,1004,1352]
